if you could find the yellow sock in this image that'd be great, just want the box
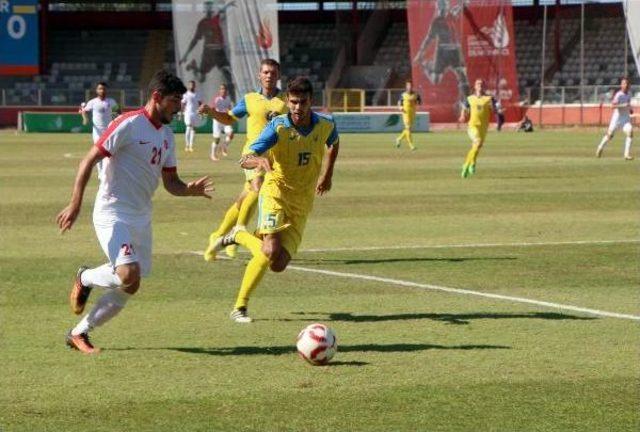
[213,203,239,236]
[237,190,258,227]
[234,230,270,310]
[464,145,480,165]
[471,145,481,164]
[397,130,406,143]
[405,129,414,149]
[236,230,263,256]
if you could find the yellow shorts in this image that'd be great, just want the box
[468,126,488,144]
[256,194,308,256]
[402,112,415,129]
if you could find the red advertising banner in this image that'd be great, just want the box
[408,0,520,122]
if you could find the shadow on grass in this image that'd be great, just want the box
[276,311,597,325]
[163,343,510,357]
[292,256,517,266]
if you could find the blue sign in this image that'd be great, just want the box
[0,0,39,75]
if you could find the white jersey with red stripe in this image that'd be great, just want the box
[612,90,632,117]
[181,91,202,115]
[212,95,233,113]
[94,109,177,222]
[83,97,119,129]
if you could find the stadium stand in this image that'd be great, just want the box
[1,6,638,109]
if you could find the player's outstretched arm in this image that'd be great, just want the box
[161,171,214,199]
[198,104,236,125]
[56,146,104,233]
[317,141,340,196]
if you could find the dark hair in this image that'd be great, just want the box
[287,76,313,97]
[148,70,187,97]
[96,82,107,88]
[621,76,629,83]
[188,80,196,85]
[260,58,280,70]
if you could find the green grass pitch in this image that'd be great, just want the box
[1,128,639,431]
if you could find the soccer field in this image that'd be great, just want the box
[1,128,639,431]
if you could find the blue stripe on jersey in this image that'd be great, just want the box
[249,116,286,154]
[230,97,248,119]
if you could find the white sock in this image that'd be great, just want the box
[71,289,131,335]
[81,264,122,289]
[211,141,218,157]
[597,135,609,151]
[624,136,632,157]
[188,128,196,149]
[185,128,190,148]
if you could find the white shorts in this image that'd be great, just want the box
[185,113,203,127]
[212,120,233,138]
[92,126,107,144]
[93,215,153,277]
[608,114,633,135]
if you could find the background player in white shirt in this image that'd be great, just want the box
[57,71,213,354]
[596,77,635,160]
[210,83,234,161]
[79,82,120,143]
[181,80,203,152]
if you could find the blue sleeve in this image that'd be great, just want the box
[249,119,279,155]
[230,97,248,119]
[326,121,339,147]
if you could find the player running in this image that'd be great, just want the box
[79,82,120,144]
[596,77,635,160]
[209,77,339,323]
[181,80,203,152]
[459,78,496,178]
[395,80,422,150]
[57,71,213,354]
[199,58,287,260]
[210,84,234,161]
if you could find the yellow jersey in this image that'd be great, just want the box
[399,91,421,114]
[464,94,496,130]
[249,112,339,214]
[229,88,288,153]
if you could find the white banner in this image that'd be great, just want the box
[172,0,279,105]
[625,0,640,80]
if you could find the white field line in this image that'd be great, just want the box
[301,239,640,253]
[188,250,640,322]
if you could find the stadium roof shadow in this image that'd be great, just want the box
[276,311,598,325]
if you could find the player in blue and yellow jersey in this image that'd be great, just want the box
[199,59,288,259]
[395,80,422,150]
[459,78,496,178]
[209,77,340,323]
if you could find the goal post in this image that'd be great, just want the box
[326,88,365,112]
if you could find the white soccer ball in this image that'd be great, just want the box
[296,323,337,365]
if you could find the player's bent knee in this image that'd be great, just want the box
[270,252,291,273]
[122,280,140,295]
[116,263,141,292]
[261,243,280,262]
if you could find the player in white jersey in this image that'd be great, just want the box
[210,83,234,161]
[79,82,120,143]
[596,77,635,160]
[181,80,203,152]
[57,71,213,354]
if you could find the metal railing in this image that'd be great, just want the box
[521,85,637,106]
[0,88,145,107]
[3,85,637,110]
